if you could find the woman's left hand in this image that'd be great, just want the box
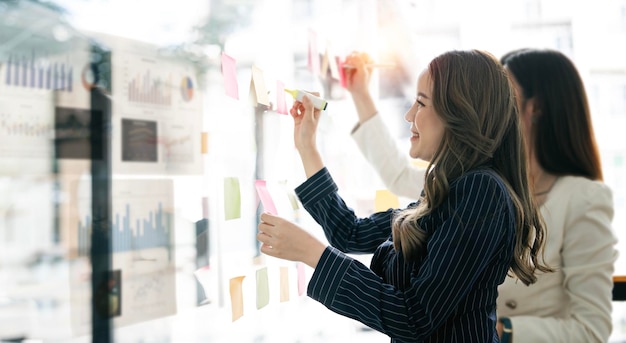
[257,212,326,268]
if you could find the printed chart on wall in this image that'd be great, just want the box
[106,36,203,175]
[0,47,91,175]
[68,179,177,333]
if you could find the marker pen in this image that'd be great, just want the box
[342,63,395,69]
[284,88,328,111]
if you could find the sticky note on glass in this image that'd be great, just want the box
[276,80,288,115]
[297,262,306,296]
[224,177,241,220]
[307,29,320,77]
[229,275,245,321]
[320,44,340,81]
[201,132,209,154]
[375,189,400,212]
[256,267,270,309]
[327,46,341,81]
[280,266,290,302]
[255,180,277,215]
[337,57,347,88]
[250,65,270,107]
[221,52,239,99]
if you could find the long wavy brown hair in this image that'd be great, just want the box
[392,50,552,285]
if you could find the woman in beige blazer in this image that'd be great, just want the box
[343,49,618,343]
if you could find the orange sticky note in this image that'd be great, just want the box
[229,276,246,321]
[307,29,320,77]
[256,267,270,309]
[250,65,269,107]
[276,80,288,115]
[279,266,290,302]
[221,52,239,99]
[255,180,277,215]
[201,132,209,154]
[297,262,306,296]
[375,189,400,212]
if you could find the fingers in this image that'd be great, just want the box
[301,95,315,116]
[289,101,305,119]
[259,212,279,225]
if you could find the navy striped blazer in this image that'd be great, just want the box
[295,167,516,342]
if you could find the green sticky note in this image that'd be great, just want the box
[256,267,270,309]
[224,177,241,220]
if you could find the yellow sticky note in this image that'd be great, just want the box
[374,189,399,212]
[322,43,340,80]
[224,177,241,220]
[229,276,246,321]
[250,65,269,107]
[411,159,429,168]
[280,266,290,302]
[256,267,270,309]
[320,48,329,80]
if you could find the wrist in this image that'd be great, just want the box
[304,243,327,268]
[499,317,513,343]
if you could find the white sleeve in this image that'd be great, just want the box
[509,181,618,343]
[351,114,425,200]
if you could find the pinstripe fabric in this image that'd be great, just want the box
[295,167,516,343]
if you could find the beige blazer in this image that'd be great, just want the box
[352,114,619,343]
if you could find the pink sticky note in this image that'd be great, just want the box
[255,180,278,215]
[221,52,239,99]
[276,80,288,115]
[308,29,320,77]
[337,57,347,88]
[297,262,306,296]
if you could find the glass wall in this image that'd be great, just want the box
[0,0,624,342]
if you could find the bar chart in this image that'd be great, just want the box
[3,52,74,92]
[74,179,174,256]
[127,70,172,106]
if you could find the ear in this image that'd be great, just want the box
[525,97,541,122]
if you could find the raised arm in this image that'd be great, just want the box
[344,52,425,199]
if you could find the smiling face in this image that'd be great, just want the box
[405,69,446,161]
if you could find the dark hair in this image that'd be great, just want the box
[392,50,551,285]
[501,48,603,181]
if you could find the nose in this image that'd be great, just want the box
[404,104,415,123]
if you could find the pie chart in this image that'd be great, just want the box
[180,76,194,101]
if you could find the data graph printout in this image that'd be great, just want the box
[0,46,93,175]
[96,34,204,175]
[68,178,177,333]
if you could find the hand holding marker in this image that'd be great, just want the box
[284,88,328,111]
[283,62,393,111]
[342,63,395,69]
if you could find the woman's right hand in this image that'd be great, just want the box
[344,51,374,97]
[290,93,321,153]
